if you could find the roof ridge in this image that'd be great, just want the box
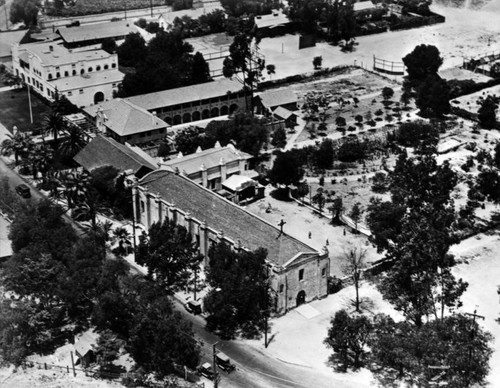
[141,170,318,253]
[97,134,151,166]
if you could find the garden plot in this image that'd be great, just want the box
[278,69,413,143]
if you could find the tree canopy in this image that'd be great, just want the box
[204,243,270,339]
[403,44,443,84]
[269,150,305,187]
[136,219,201,290]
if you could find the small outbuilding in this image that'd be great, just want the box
[74,330,99,368]
[273,106,298,128]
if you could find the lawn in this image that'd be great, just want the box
[0,88,51,134]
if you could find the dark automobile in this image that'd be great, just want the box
[216,352,235,373]
[184,300,202,315]
[197,362,215,380]
[15,184,31,198]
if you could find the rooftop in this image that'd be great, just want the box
[354,0,376,12]
[74,133,157,174]
[257,89,297,109]
[125,78,243,111]
[273,106,297,120]
[17,41,115,67]
[50,69,124,92]
[254,10,291,29]
[57,20,138,44]
[139,170,318,266]
[160,143,251,176]
[84,98,168,136]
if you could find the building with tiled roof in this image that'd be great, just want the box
[74,134,157,179]
[125,78,248,125]
[160,143,255,190]
[133,170,329,314]
[57,20,138,48]
[255,88,298,114]
[353,0,377,12]
[11,41,123,107]
[84,98,169,145]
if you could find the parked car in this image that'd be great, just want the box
[216,352,235,373]
[184,300,202,315]
[197,362,215,380]
[15,184,31,198]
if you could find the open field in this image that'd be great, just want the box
[0,88,50,133]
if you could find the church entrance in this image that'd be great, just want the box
[296,290,306,306]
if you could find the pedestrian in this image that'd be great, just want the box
[308,231,312,239]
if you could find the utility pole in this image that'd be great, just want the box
[464,308,485,386]
[213,342,220,388]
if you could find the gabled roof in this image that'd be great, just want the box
[57,20,138,44]
[160,144,251,176]
[139,170,318,266]
[222,174,255,192]
[159,4,224,26]
[125,79,243,111]
[257,89,297,109]
[255,10,291,29]
[273,106,297,120]
[74,134,157,174]
[84,99,168,136]
[74,330,98,357]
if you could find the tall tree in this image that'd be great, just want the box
[10,0,40,26]
[477,95,499,129]
[191,51,211,84]
[223,19,265,111]
[42,111,65,149]
[135,219,200,290]
[342,248,367,312]
[324,310,372,371]
[116,33,148,68]
[349,202,363,232]
[268,150,305,189]
[1,132,33,165]
[204,243,270,339]
[403,44,443,85]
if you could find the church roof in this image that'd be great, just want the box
[139,170,318,266]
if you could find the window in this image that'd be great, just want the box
[322,267,326,277]
[64,71,69,77]
[79,89,84,94]
[111,63,116,68]
[279,284,284,293]
[72,70,76,76]
[40,86,43,92]
[56,72,60,78]
[140,201,145,212]
[88,67,93,72]
[96,65,101,71]
[104,64,109,70]
[68,91,72,96]
[299,269,304,281]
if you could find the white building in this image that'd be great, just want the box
[11,41,124,107]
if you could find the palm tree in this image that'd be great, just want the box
[113,226,132,256]
[0,132,33,165]
[58,124,88,160]
[60,170,90,208]
[42,111,65,149]
[28,144,54,179]
[72,189,102,230]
